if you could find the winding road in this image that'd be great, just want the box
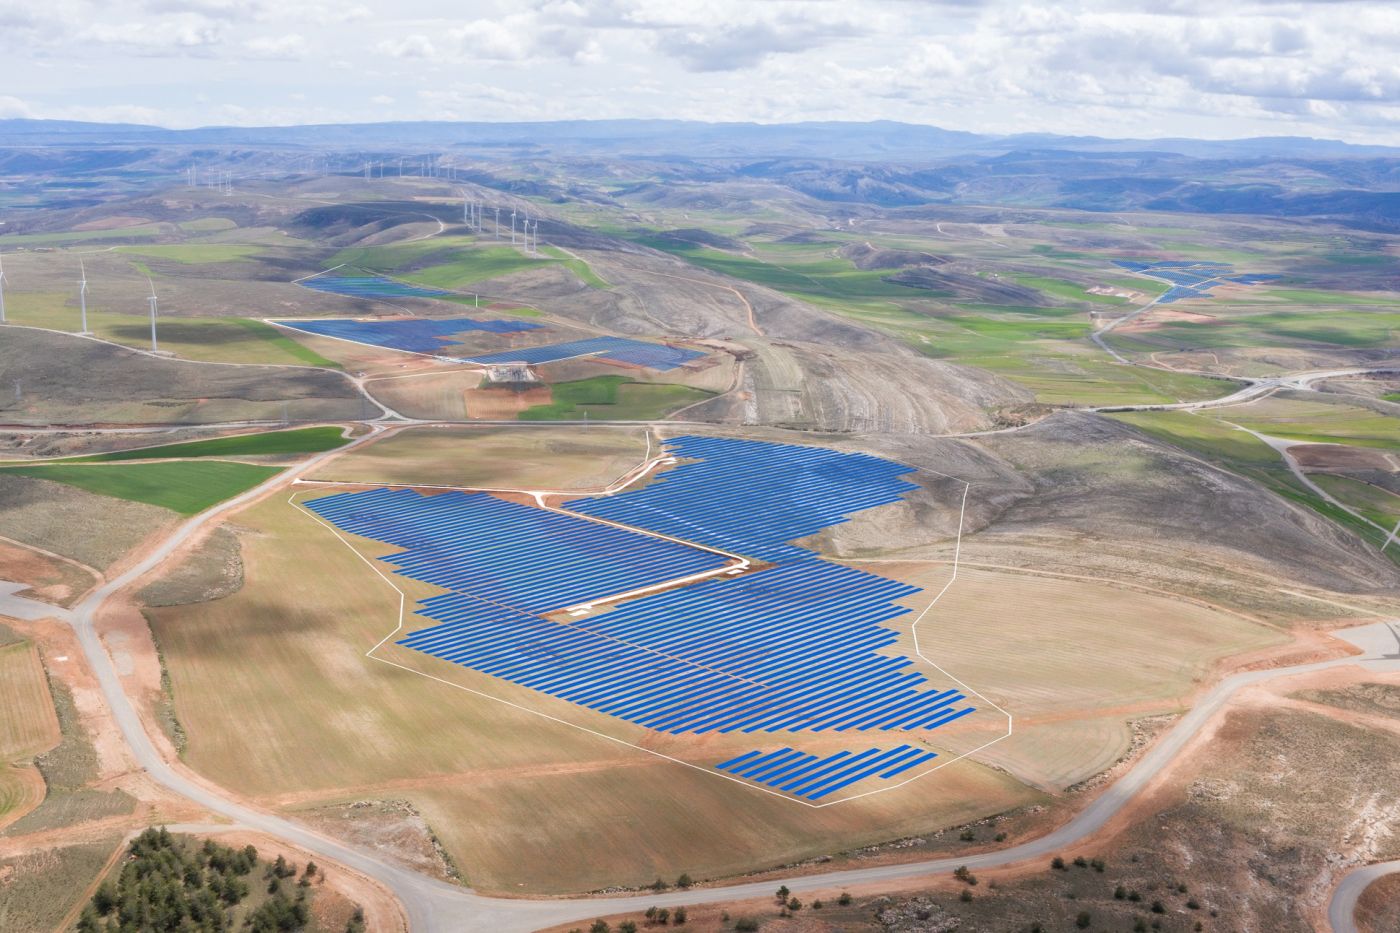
[4,434,1397,930]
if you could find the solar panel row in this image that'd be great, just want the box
[715,744,938,800]
[306,487,729,615]
[564,435,920,562]
[300,275,452,299]
[276,317,541,353]
[465,336,705,371]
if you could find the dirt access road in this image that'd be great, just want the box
[9,428,1399,931]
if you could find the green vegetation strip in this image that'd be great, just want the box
[57,427,349,463]
[520,376,712,421]
[0,461,281,514]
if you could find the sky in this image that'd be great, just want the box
[3,0,1400,143]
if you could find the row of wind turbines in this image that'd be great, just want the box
[460,196,542,256]
[0,251,162,351]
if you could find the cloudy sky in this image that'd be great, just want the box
[3,0,1400,142]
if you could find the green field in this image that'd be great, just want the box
[1311,474,1400,528]
[1111,409,1400,555]
[47,426,350,463]
[114,244,264,264]
[541,246,610,288]
[3,294,339,367]
[0,461,281,514]
[520,376,712,420]
[1209,398,1400,449]
[327,236,558,291]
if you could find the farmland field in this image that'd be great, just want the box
[50,426,350,463]
[856,564,1283,789]
[518,376,713,420]
[309,424,650,490]
[0,461,281,514]
[0,639,61,827]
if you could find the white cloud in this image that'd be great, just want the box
[243,33,306,60]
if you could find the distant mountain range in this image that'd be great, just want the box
[1,117,1397,162]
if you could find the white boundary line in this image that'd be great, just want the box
[284,452,1011,808]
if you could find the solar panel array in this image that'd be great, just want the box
[564,435,920,562]
[465,336,705,371]
[307,436,973,800]
[299,275,453,299]
[716,745,937,801]
[276,317,541,353]
[305,487,729,613]
[1114,259,1280,305]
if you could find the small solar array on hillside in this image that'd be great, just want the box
[299,274,454,300]
[274,317,542,353]
[1115,259,1279,304]
[307,436,973,802]
[464,336,705,371]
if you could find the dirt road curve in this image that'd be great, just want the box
[5,441,1397,931]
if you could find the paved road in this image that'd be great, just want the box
[1330,857,1400,933]
[10,479,1398,933]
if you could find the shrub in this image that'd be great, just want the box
[590,921,610,933]
[775,885,790,902]
[812,900,822,909]
[1115,885,1127,899]
[1072,856,1088,869]
[959,889,973,903]
[676,873,693,889]
[734,919,759,932]
[1187,899,1201,910]
[837,892,852,906]
[953,865,978,885]
[673,906,687,925]
[1051,857,1066,870]
[1151,900,1166,913]
[994,832,1007,842]
[959,828,976,841]
[1075,912,1091,929]
[787,898,801,911]
[619,922,638,933]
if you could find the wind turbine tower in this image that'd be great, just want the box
[494,207,500,239]
[78,260,89,333]
[510,210,517,245]
[0,250,7,324]
[147,278,159,352]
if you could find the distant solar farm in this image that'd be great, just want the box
[306,436,975,803]
[275,317,542,353]
[1115,259,1279,304]
[299,273,456,300]
[275,315,706,372]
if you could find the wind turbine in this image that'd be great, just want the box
[0,250,7,324]
[494,207,500,239]
[78,260,89,333]
[510,210,517,245]
[146,277,159,352]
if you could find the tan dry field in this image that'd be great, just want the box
[0,640,61,830]
[307,424,651,492]
[844,563,1285,790]
[149,492,1041,894]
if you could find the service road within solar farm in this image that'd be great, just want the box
[290,433,1012,807]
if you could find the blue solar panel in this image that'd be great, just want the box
[716,745,939,800]
[300,275,451,300]
[306,436,976,801]
[1112,259,1276,304]
[465,336,705,371]
[306,488,730,614]
[274,317,542,353]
